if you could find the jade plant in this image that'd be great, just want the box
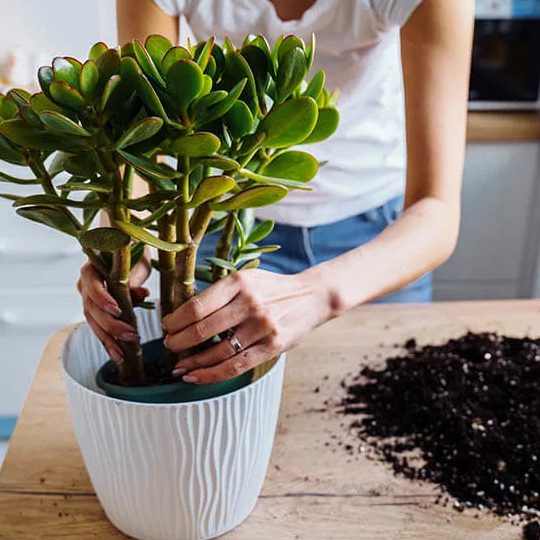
[0,34,339,386]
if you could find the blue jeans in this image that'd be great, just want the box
[197,196,432,303]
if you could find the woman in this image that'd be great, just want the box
[78,0,473,383]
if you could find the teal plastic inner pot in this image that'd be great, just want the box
[96,338,253,404]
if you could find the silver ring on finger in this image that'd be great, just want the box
[228,333,244,354]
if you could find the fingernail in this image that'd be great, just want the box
[120,332,139,342]
[183,375,199,384]
[104,304,122,317]
[172,368,186,377]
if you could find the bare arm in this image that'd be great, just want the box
[116,0,178,44]
[309,0,475,309]
[162,0,474,384]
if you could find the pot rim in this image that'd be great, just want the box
[61,322,285,408]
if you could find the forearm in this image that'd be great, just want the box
[116,0,178,45]
[305,195,459,318]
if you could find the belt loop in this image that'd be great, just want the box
[302,227,317,267]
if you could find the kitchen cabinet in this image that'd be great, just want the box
[434,141,540,300]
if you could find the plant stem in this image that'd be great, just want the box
[213,213,236,281]
[158,215,176,318]
[28,157,55,195]
[174,157,195,306]
[100,149,144,386]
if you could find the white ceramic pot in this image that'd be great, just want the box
[62,308,285,540]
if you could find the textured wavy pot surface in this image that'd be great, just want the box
[62,308,285,540]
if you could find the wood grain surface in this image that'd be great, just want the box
[467,111,540,142]
[3,300,540,539]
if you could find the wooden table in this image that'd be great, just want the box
[1,300,538,539]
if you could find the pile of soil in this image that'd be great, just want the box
[338,332,540,521]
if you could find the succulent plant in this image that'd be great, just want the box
[0,33,339,386]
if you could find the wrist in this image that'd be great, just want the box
[301,263,349,324]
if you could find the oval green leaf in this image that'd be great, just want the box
[40,111,92,137]
[132,39,165,85]
[80,60,99,101]
[53,57,80,89]
[301,107,340,144]
[276,47,307,103]
[262,150,319,182]
[161,46,192,75]
[89,42,108,62]
[166,59,204,113]
[246,219,274,244]
[80,227,131,251]
[259,96,318,148]
[145,34,173,69]
[115,220,188,252]
[50,81,86,111]
[189,175,237,207]
[170,132,220,157]
[209,185,288,210]
[224,100,254,140]
[16,206,80,237]
[115,117,163,149]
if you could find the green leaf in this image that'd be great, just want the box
[241,44,271,104]
[19,105,41,127]
[126,190,177,211]
[276,47,307,102]
[53,57,80,89]
[80,227,131,251]
[224,100,254,139]
[277,36,305,62]
[238,167,312,190]
[262,150,319,182]
[303,70,325,100]
[80,60,99,101]
[170,132,220,157]
[194,78,246,127]
[59,179,111,194]
[0,193,20,202]
[40,111,92,137]
[161,46,192,75]
[195,265,214,283]
[209,185,288,210]
[241,244,280,255]
[0,134,26,165]
[194,90,228,111]
[259,96,318,148]
[132,39,165,85]
[38,66,55,98]
[115,117,163,149]
[195,37,214,71]
[194,154,240,171]
[301,107,340,144]
[221,52,258,115]
[189,175,236,207]
[206,215,228,234]
[0,118,87,152]
[118,149,178,180]
[246,219,274,244]
[136,74,169,121]
[99,74,121,111]
[50,81,86,111]
[7,89,31,108]
[145,34,173,69]
[166,59,204,113]
[13,194,101,209]
[306,33,316,71]
[89,42,108,61]
[130,241,146,268]
[115,220,188,252]
[29,93,64,115]
[83,192,100,228]
[239,258,260,270]
[96,49,121,91]
[206,257,237,272]
[0,169,38,185]
[16,206,81,237]
[0,95,19,119]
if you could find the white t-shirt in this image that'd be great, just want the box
[152,0,422,226]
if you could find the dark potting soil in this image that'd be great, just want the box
[337,332,540,521]
[105,361,176,387]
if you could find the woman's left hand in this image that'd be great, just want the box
[162,269,332,384]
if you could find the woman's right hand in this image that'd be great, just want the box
[77,256,151,364]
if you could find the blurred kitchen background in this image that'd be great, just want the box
[0,0,539,464]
